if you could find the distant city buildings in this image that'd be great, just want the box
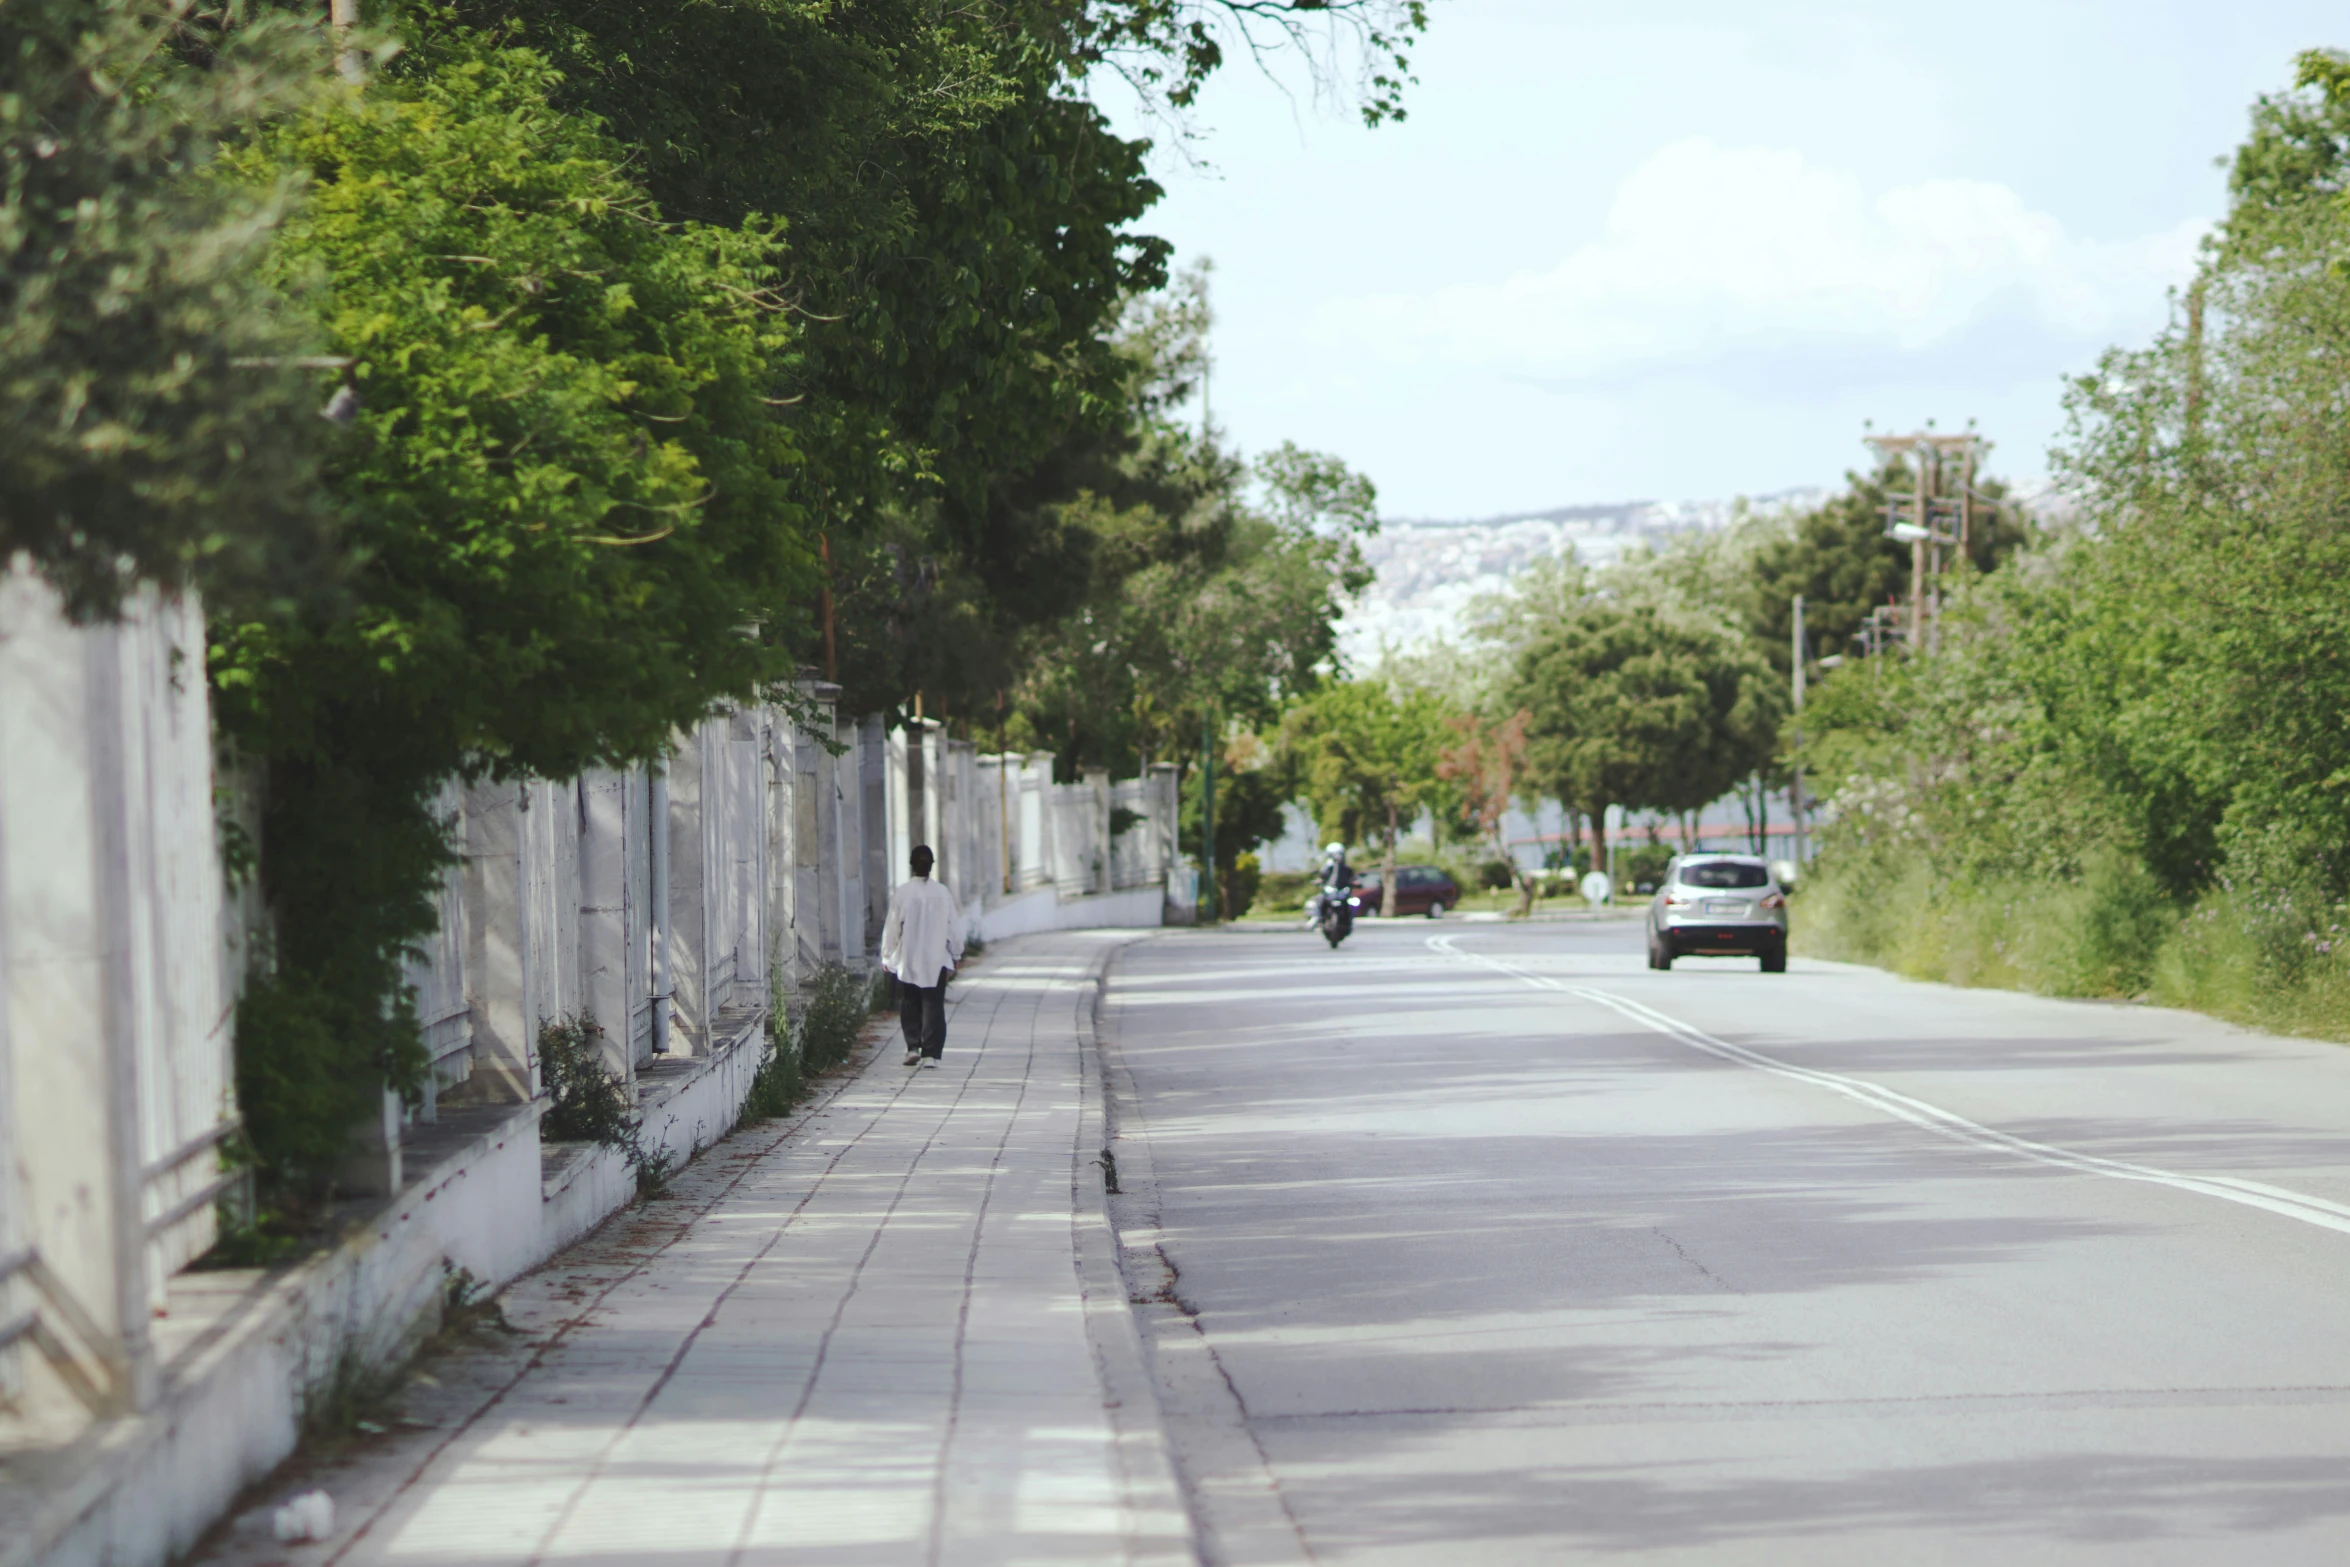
[1337,489,1830,665]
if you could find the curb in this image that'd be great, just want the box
[1094,942,1316,1567]
[1065,933,1201,1567]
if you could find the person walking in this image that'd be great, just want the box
[881,844,964,1068]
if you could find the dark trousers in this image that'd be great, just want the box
[899,978,947,1058]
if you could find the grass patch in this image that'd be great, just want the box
[1795,854,2350,1042]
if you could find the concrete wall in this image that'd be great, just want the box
[1,621,1180,1567]
[0,569,232,1432]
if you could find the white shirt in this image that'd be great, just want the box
[881,875,964,987]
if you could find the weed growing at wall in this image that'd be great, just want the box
[741,999,804,1124]
[537,1017,635,1148]
[741,963,879,1126]
[800,964,876,1075]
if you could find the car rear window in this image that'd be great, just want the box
[1679,861,1769,889]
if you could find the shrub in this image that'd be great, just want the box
[538,1016,636,1149]
[798,963,872,1075]
[1249,870,1314,917]
[1225,851,1263,922]
[741,1000,803,1122]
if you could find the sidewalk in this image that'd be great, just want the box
[192,931,1191,1567]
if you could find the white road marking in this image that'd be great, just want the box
[1427,932,2350,1239]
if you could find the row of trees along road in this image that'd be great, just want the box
[1199,462,2031,920]
[1789,50,2350,1044]
[0,0,1428,1209]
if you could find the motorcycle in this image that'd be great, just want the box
[1308,884,1361,948]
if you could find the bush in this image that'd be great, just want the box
[1796,849,2178,1002]
[798,963,873,1074]
[740,962,874,1126]
[538,1016,636,1149]
[741,996,803,1122]
[1616,842,1674,894]
[1248,870,1315,918]
[536,1014,676,1195]
[1477,858,1515,892]
[1224,852,1263,922]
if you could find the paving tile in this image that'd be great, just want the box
[195,932,1190,1567]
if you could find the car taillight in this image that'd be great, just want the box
[1665,894,1693,907]
[1760,892,1785,910]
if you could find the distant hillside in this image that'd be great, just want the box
[1340,488,1829,662]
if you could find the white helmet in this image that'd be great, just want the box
[1324,842,1345,856]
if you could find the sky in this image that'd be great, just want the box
[1097,0,2347,519]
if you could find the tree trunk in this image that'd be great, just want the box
[1382,799,1399,918]
[1588,804,1611,900]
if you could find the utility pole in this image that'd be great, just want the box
[1791,594,1807,867]
[1863,424,1985,652]
[1201,708,1219,922]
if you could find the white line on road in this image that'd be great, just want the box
[1427,932,2350,1240]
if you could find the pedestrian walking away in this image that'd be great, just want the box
[881,842,964,1067]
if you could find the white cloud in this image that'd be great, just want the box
[1319,138,2206,382]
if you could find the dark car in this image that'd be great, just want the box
[1352,864,1461,918]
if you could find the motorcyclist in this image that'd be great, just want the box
[1317,842,1355,900]
[1309,842,1358,942]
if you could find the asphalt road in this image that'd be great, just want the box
[1101,917,2350,1565]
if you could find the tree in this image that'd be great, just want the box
[1179,729,1294,919]
[212,23,816,1192]
[1436,707,1544,914]
[0,0,338,619]
[994,272,1377,778]
[1507,599,1779,874]
[1284,679,1454,915]
[462,0,1171,716]
[1777,50,2350,1011]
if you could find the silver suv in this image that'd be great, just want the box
[1646,853,1788,972]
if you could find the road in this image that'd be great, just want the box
[1101,917,2350,1565]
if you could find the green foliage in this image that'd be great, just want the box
[467,0,1169,721]
[1180,731,1294,910]
[1615,841,1674,893]
[1742,472,2027,677]
[1248,867,1313,918]
[743,987,805,1123]
[1284,679,1455,853]
[215,24,811,781]
[0,0,338,619]
[1004,279,1379,778]
[230,753,443,1199]
[537,1016,635,1149]
[212,20,815,1193]
[1786,55,2350,1041]
[1224,850,1263,923]
[1505,596,1779,858]
[795,962,874,1076]
[538,1015,680,1197]
[1796,855,2168,1001]
[60,0,1432,1195]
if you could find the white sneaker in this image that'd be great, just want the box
[904,1049,920,1066]
[921,1058,940,1069]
